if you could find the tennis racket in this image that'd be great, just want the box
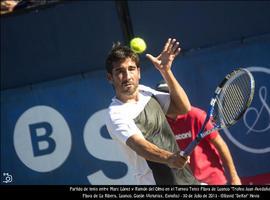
[180,68,255,157]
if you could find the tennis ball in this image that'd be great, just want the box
[130,37,147,54]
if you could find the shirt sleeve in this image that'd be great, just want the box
[106,110,142,144]
[140,85,170,113]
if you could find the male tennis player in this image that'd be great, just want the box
[156,81,242,185]
[105,38,200,185]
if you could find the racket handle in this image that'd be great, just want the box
[180,139,199,157]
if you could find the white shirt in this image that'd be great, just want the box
[105,84,170,184]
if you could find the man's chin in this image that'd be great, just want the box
[123,90,135,96]
[122,87,137,96]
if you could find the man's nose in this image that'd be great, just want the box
[124,70,132,80]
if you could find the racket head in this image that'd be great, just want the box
[212,68,255,128]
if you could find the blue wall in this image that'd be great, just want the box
[1,34,270,185]
[1,1,123,89]
[2,1,270,89]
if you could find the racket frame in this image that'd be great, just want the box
[180,68,255,157]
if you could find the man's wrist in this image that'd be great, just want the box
[160,69,173,80]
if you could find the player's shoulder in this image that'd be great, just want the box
[106,103,129,126]
[106,84,158,121]
[139,84,167,97]
[107,98,126,115]
[139,84,155,94]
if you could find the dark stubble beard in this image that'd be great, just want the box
[122,82,139,96]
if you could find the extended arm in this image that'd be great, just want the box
[210,135,242,185]
[146,38,191,115]
[126,133,189,169]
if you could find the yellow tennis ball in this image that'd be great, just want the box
[130,37,147,54]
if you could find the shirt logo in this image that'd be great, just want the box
[175,131,192,140]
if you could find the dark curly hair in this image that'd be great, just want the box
[105,42,140,74]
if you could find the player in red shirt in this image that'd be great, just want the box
[156,81,241,185]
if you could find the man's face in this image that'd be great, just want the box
[107,57,141,99]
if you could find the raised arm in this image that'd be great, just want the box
[146,38,191,115]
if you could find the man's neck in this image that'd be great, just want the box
[116,91,139,103]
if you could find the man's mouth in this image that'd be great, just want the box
[122,82,133,87]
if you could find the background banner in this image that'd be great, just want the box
[1,37,270,185]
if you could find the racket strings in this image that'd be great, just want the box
[214,71,253,126]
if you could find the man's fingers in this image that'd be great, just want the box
[145,53,155,61]
[163,38,171,52]
[163,38,181,56]
[171,41,180,54]
[167,38,176,52]
[186,156,190,163]
[174,48,181,57]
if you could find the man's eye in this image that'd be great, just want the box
[114,69,122,73]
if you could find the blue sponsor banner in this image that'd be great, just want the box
[1,71,137,185]
[1,36,270,185]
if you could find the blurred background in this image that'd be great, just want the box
[1,0,270,185]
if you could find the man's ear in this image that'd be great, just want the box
[107,73,113,84]
[138,67,141,80]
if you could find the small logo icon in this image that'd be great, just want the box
[2,173,13,183]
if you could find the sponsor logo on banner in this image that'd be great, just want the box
[14,105,72,172]
[13,106,136,184]
[223,66,270,154]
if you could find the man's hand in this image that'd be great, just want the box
[167,151,190,169]
[231,175,242,185]
[146,38,181,73]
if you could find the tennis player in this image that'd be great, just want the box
[105,38,200,185]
